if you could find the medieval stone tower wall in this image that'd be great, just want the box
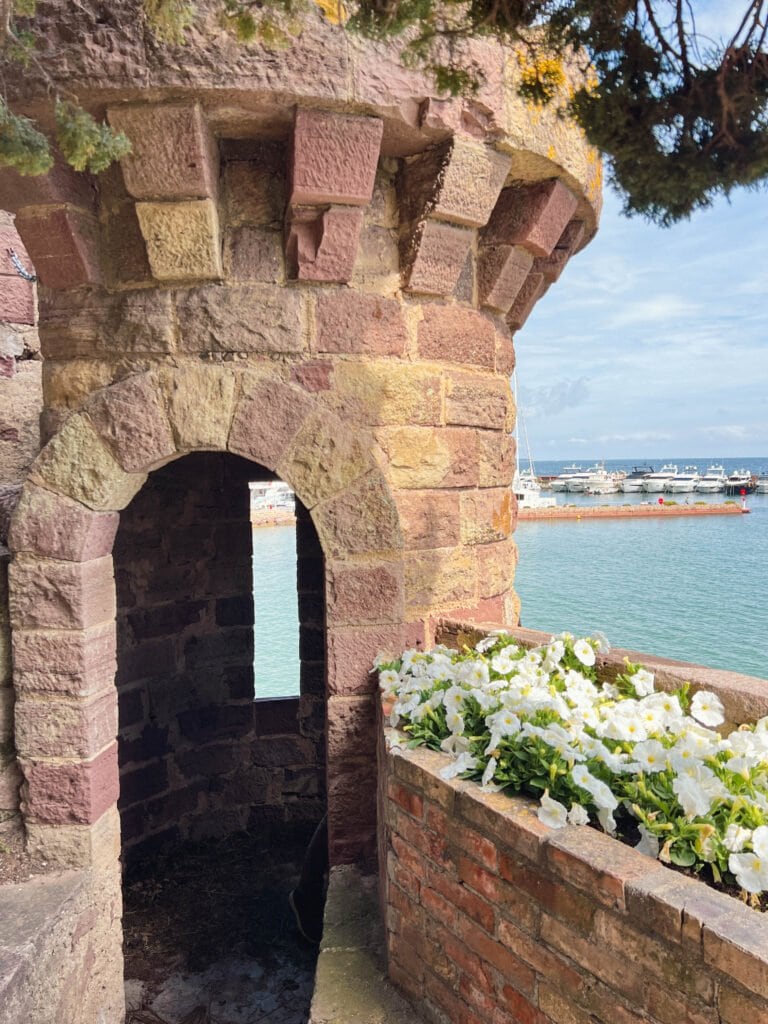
[0,6,600,1018]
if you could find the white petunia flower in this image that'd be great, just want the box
[690,690,725,728]
[567,803,590,826]
[537,791,568,829]
[671,772,711,818]
[635,825,660,858]
[631,739,667,774]
[630,669,655,696]
[378,668,400,690]
[439,751,478,779]
[571,765,618,811]
[481,757,502,792]
[573,639,596,667]
[729,831,768,893]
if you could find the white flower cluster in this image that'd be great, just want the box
[378,632,768,900]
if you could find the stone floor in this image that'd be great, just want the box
[122,830,319,1024]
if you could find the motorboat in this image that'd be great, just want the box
[756,476,768,494]
[641,464,678,493]
[724,469,756,495]
[551,464,585,492]
[619,465,655,493]
[665,466,701,493]
[695,465,728,493]
[583,462,619,494]
[513,468,556,509]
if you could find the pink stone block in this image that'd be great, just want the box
[12,622,117,697]
[417,306,496,368]
[483,180,579,257]
[506,271,546,331]
[327,622,425,696]
[0,273,35,325]
[290,108,383,206]
[15,690,117,759]
[0,156,95,214]
[86,374,176,473]
[404,221,473,296]
[9,484,119,562]
[326,562,404,626]
[291,360,333,392]
[21,742,119,825]
[9,555,115,631]
[14,207,102,289]
[229,378,316,470]
[286,206,363,283]
[314,291,407,356]
[477,244,533,312]
[327,694,377,761]
[534,219,586,283]
[107,102,218,201]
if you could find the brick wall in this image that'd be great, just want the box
[380,672,768,1024]
[115,452,325,865]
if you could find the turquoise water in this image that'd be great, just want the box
[515,458,768,680]
[251,458,768,692]
[252,526,301,699]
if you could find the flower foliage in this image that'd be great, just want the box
[378,632,768,901]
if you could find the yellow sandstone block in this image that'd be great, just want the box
[136,199,223,282]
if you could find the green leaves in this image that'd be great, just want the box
[54,102,132,174]
[143,0,196,44]
[0,99,53,175]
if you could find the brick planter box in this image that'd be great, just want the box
[378,627,768,1024]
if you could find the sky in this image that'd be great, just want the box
[516,3,768,462]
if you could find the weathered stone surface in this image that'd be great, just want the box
[0,359,42,483]
[21,742,119,825]
[479,430,515,487]
[229,377,315,470]
[0,155,95,214]
[376,426,479,489]
[533,218,586,282]
[314,291,407,356]
[417,305,496,367]
[162,365,237,451]
[396,490,461,550]
[460,488,513,544]
[25,804,121,869]
[8,484,118,562]
[327,622,425,696]
[483,180,579,257]
[478,244,534,312]
[43,360,112,415]
[291,360,333,392]
[176,284,304,354]
[100,197,153,288]
[506,270,546,331]
[445,373,511,429]
[290,109,383,206]
[495,324,516,374]
[86,374,176,473]
[223,151,286,227]
[405,546,477,611]
[278,410,374,506]
[225,226,283,282]
[9,555,115,630]
[31,414,146,511]
[476,537,517,597]
[326,695,377,761]
[0,759,21,809]
[403,221,473,296]
[330,363,442,427]
[286,206,363,283]
[12,622,116,697]
[14,207,102,289]
[136,199,222,281]
[0,227,35,323]
[351,223,400,292]
[39,289,175,357]
[312,471,402,558]
[14,691,117,759]
[108,102,218,200]
[326,562,404,625]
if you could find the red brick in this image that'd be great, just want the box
[392,832,428,879]
[229,378,316,471]
[499,986,546,1024]
[497,917,583,994]
[388,780,425,820]
[417,306,496,368]
[397,807,451,865]
[405,221,473,296]
[477,244,533,313]
[500,856,594,933]
[15,206,101,289]
[483,180,579,257]
[460,974,496,1020]
[9,555,115,630]
[87,373,176,473]
[422,885,459,931]
[539,913,645,1003]
[426,916,496,992]
[427,865,496,934]
[544,826,656,910]
[454,828,499,872]
[458,916,537,995]
[459,856,500,902]
[506,270,546,331]
[425,803,449,835]
[107,102,218,200]
[21,742,118,824]
[424,967,461,1019]
[286,205,363,283]
[388,854,422,902]
[290,108,383,206]
[389,953,425,1003]
[314,290,407,356]
[702,909,768,1001]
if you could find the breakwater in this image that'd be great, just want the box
[518,502,747,521]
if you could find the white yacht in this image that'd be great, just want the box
[724,469,755,495]
[665,466,700,493]
[513,468,556,509]
[619,465,655,493]
[583,463,619,494]
[551,464,585,492]
[756,475,768,494]
[642,464,679,493]
[695,465,727,493]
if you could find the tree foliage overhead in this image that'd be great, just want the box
[1,0,767,224]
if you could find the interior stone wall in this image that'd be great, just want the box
[115,452,326,866]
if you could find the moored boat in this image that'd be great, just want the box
[665,465,701,493]
[642,464,678,493]
[551,464,585,492]
[724,469,756,495]
[756,476,768,494]
[583,462,619,494]
[695,465,728,493]
[619,465,654,493]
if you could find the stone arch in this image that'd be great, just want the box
[7,366,406,869]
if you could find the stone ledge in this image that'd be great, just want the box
[310,864,423,1024]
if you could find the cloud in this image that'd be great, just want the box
[699,424,749,440]
[520,378,591,419]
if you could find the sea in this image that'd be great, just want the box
[252,456,768,698]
